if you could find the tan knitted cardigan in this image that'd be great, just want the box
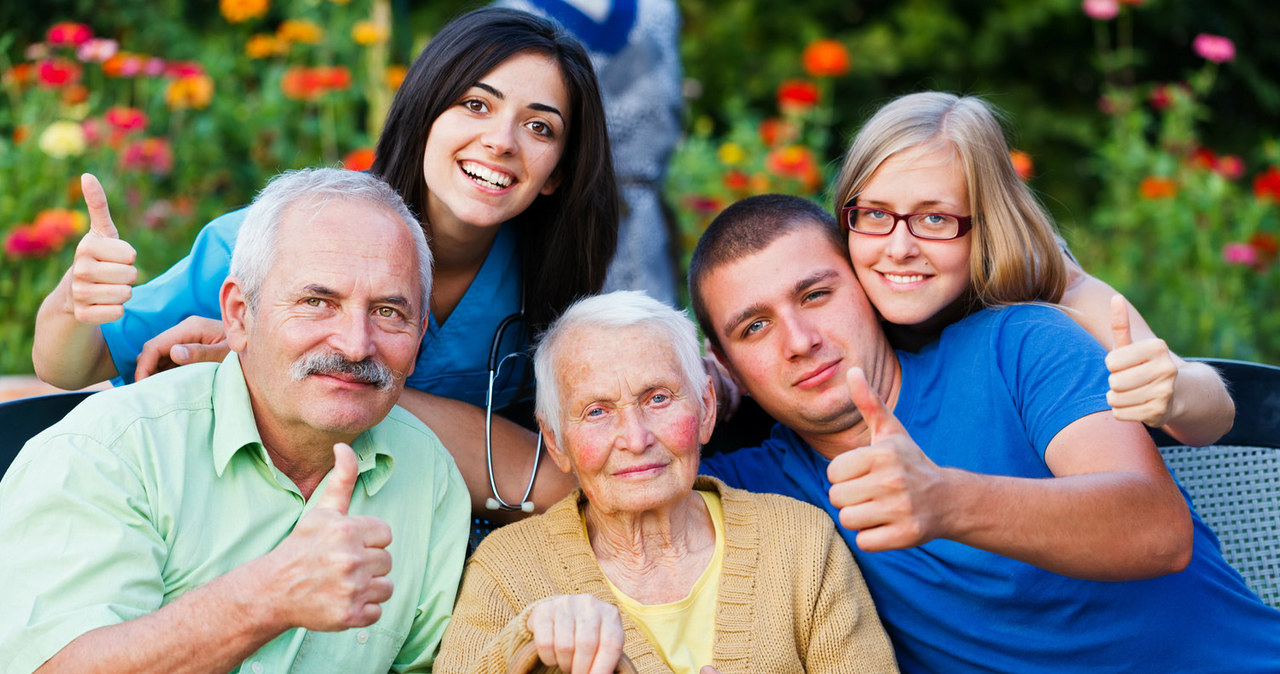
[434,476,898,673]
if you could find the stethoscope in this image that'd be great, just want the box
[483,307,542,513]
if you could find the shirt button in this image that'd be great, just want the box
[251,662,264,674]
[356,630,370,645]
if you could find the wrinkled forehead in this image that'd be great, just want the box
[556,323,684,397]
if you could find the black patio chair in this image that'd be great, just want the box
[1150,357,1280,608]
[0,390,97,477]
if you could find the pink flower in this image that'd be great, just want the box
[46,22,93,47]
[1082,0,1118,20]
[1222,243,1257,266]
[77,38,118,63]
[1215,155,1244,180]
[1193,34,1235,63]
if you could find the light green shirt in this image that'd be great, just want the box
[0,353,470,674]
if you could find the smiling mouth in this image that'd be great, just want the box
[881,272,930,284]
[460,161,513,189]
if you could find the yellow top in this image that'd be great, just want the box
[596,491,724,674]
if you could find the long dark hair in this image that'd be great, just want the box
[372,7,619,333]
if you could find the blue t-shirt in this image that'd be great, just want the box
[702,305,1280,672]
[101,208,529,409]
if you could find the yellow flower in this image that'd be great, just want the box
[220,0,269,24]
[352,21,387,46]
[718,142,746,165]
[277,19,324,45]
[166,75,215,110]
[38,121,87,158]
[246,33,285,59]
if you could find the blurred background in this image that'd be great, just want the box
[2,0,1278,383]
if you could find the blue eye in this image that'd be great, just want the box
[651,393,669,404]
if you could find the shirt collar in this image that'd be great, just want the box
[210,352,396,495]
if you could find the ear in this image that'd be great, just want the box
[539,167,563,196]
[221,278,250,353]
[698,374,717,445]
[709,343,743,391]
[538,417,574,475]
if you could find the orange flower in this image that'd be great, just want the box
[352,21,388,46]
[220,0,269,23]
[246,34,286,59]
[277,20,324,45]
[802,39,850,78]
[33,208,87,240]
[777,80,820,115]
[343,147,376,171]
[385,64,408,92]
[61,83,90,105]
[1009,150,1033,181]
[1139,176,1178,200]
[767,145,823,192]
[4,63,35,89]
[1254,167,1280,201]
[759,117,799,147]
[46,22,93,47]
[13,125,29,144]
[165,74,214,109]
[105,106,148,132]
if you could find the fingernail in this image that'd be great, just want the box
[172,345,189,361]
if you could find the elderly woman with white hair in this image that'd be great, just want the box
[434,291,897,673]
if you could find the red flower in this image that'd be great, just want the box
[1254,167,1280,201]
[777,80,820,115]
[165,60,205,78]
[318,65,352,91]
[36,59,81,88]
[342,147,376,172]
[802,39,850,78]
[282,66,324,100]
[723,170,750,192]
[1250,232,1278,267]
[5,224,57,258]
[105,106,148,133]
[1189,147,1217,171]
[1139,176,1178,200]
[684,195,723,216]
[119,137,174,175]
[46,22,93,47]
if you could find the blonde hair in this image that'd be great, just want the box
[832,91,1065,309]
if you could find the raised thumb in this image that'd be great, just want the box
[1109,294,1133,350]
[81,173,120,240]
[315,442,359,514]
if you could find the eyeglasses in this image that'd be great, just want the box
[484,310,542,514]
[841,205,973,241]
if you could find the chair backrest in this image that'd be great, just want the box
[0,391,97,477]
[1151,358,1280,608]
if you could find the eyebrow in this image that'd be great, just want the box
[859,197,950,210]
[475,82,564,121]
[301,284,413,310]
[720,269,841,339]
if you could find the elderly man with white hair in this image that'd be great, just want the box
[434,290,897,674]
[0,168,470,674]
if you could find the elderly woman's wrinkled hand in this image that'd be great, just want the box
[526,594,625,674]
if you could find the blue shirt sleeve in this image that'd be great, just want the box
[100,208,247,384]
[992,305,1112,456]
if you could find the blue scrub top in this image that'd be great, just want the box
[101,207,529,409]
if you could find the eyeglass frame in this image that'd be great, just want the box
[841,204,974,241]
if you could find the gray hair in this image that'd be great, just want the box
[533,291,708,445]
[229,168,432,319]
